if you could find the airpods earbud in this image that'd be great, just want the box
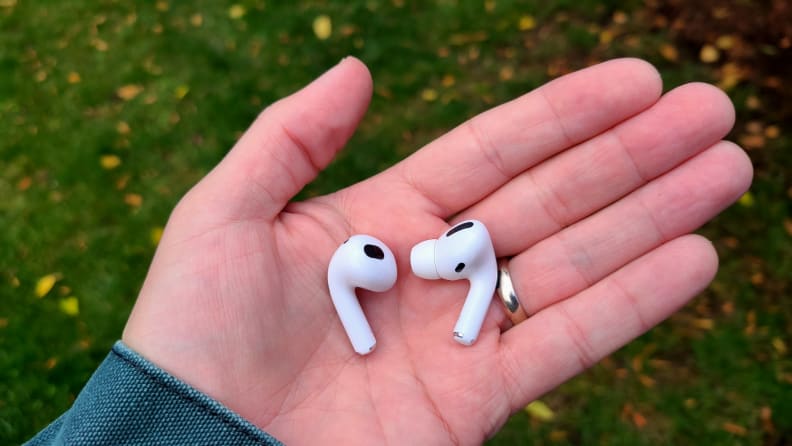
[328,235,397,355]
[410,220,497,346]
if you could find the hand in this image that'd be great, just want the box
[122,57,751,445]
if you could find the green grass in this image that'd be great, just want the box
[1,1,790,444]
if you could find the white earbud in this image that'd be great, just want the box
[328,235,397,355]
[410,220,497,345]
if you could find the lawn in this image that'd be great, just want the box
[1,1,790,444]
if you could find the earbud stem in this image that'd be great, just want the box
[452,257,498,345]
[328,275,377,355]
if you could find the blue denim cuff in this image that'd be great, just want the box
[26,341,283,445]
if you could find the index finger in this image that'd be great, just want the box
[380,58,663,218]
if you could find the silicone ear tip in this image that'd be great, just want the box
[410,239,440,279]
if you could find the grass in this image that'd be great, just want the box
[1,1,790,444]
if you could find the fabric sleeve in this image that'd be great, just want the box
[25,341,284,446]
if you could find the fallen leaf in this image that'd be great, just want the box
[745,310,756,335]
[760,406,775,433]
[100,154,121,169]
[599,29,614,45]
[59,297,79,316]
[35,274,58,298]
[174,84,189,99]
[17,176,32,191]
[125,193,143,207]
[715,35,735,50]
[684,398,697,409]
[117,84,143,101]
[150,226,164,245]
[693,318,715,330]
[499,66,514,81]
[484,0,495,12]
[313,15,332,40]
[722,422,747,436]
[772,337,787,355]
[518,15,536,31]
[632,411,647,428]
[0,0,18,8]
[784,218,792,236]
[525,400,555,421]
[638,374,656,388]
[745,95,761,110]
[750,272,764,286]
[699,45,720,63]
[155,1,168,11]
[740,134,765,150]
[116,121,131,135]
[765,125,780,139]
[0,318,8,328]
[612,11,628,24]
[67,72,81,83]
[441,74,455,87]
[91,38,108,51]
[190,13,203,27]
[45,357,58,369]
[228,4,246,19]
[738,191,754,207]
[659,43,679,62]
[549,430,567,441]
[421,88,438,102]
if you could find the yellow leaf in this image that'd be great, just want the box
[441,74,455,87]
[693,318,714,330]
[229,4,246,19]
[125,193,143,208]
[67,72,81,84]
[174,84,189,100]
[116,121,131,135]
[739,134,765,150]
[738,191,754,207]
[313,15,332,40]
[659,43,678,62]
[117,84,143,101]
[92,38,109,51]
[59,297,79,316]
[0,317,7,328]
[0,0,18,8]
[421,88,438,102]
[772,337,787,355]
[765,125,780,139]
[525,400,555,421]
[190,13,203,27]
[35,274,58,298]
[155,1,168,11]
[599,29,614,45]
[100,154,122,169]
[499,66,514,81]
[722,422,747,436]
[699,45,720,63]
[518,15,536,31]
[150,226,164,245]
[715,35,735,50]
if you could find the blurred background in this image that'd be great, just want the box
[1,0,790,444]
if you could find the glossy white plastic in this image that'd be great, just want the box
[328,235,397,355]
[410,220,497,345]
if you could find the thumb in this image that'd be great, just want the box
[195,57,373,220]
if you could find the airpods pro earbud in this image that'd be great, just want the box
[411,220,497,346]
[328,235,397,355]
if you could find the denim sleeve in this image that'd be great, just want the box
[26,341,284,446]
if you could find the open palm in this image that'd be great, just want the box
[122,57,751,445]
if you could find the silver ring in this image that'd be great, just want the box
[496,259,528,325]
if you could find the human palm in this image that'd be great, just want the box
[122,57,751,445]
